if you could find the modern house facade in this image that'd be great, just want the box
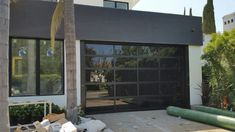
[223,12,235,31]
[9,0,202,114]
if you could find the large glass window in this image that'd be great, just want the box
[83,42,188,114]
[10,38,64,96]
[40,40,63,95]
[104,0,129,10]
[11,39,36,96]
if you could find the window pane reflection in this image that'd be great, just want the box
[160,58,178,68]
[115,45,137,56]
[138,46,158,56]
[139,58,159,68]
[86,99,115,107]
[159,47,180,57]
[104,0,129,10]
[86,70,114,83]
[116,98,139,110]
[11,39,36,96]
[116,2,128,9]
[103,1,115,8]
[159,83,179,95]
[116,84,137,96]
[116,70,137,82]
[40,40,63,95]
[139,83,159,95]
[86,57,113,68]
[86,44,113,55]
[86,85,114,98]
[139,70,159,81]
[160,70,179,81]
[116,57,137,68]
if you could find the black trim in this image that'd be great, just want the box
[185,46,190,108]
[81,42,86,109]
[9,38,12,97]
[9,37,65,97]
[36,39,40,95]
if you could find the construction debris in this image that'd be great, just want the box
[43,113,66,122]
[40,119,50,127]
[15,125,32,132]
[61,122,77,132]
[76,120,106,132]
[50,122,62,132]
[14,113,109,132]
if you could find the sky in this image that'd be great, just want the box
[133,0,235,32]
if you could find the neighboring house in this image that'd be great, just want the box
[9,0,202,114]
[223,12,235,31]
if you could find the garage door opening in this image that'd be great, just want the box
[81,41,189,114]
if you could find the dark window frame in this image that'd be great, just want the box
[104,0,129,10]
[9,37,65,97]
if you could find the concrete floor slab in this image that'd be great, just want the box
[91,110,231,132]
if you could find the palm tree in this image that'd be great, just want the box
[51,0,78,124]
[0,0,10,131]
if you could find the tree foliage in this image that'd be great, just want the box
[202,30,235,108]
[189,8,192,16]
[202,0,216,34]
[51,0,64,51]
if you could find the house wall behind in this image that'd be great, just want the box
[223,13,235,31]
[73,0,138,9]
[74,0,103,7]
[189,45,202,105]
[108,0,139,9]
[10,0,202,106]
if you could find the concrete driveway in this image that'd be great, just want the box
[91,110,231,132]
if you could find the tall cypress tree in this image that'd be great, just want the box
[189,8,192,16]
[202,0,216,34]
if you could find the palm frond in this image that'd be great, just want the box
[51,0,64,51]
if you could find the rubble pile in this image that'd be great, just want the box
[15,113,110,132]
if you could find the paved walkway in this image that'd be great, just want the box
[91,110,231,132]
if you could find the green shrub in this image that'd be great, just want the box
[78,106,85,117]
[9,103,65,126]
[202,29,235,108]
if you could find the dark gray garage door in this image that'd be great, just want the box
[81,41,189,114]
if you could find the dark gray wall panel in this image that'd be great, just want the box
[75,6,202,45]
[10,0,64,39]
[10,0,202,45]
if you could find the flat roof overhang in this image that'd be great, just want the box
[10,0,203,45]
